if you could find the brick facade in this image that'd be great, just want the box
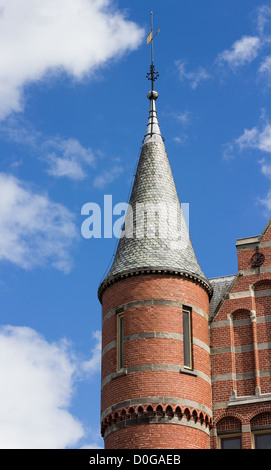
[210,220,271,449]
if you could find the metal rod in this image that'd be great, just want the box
[151,11,154,67]
[146,11,160,91]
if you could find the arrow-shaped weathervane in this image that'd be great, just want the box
[146,12,160,90]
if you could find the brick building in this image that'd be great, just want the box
[98,74,271,449]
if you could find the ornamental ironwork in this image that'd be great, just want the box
[251,246,265,268]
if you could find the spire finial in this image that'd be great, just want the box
[146,11,160,91]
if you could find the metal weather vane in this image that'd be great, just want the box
[146,12,160,90]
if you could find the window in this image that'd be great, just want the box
[116,311,124,371]
[254,432,271,449]
[183,308,192,369]
[220,435,242,449]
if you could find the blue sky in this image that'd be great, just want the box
[1,0,271,449]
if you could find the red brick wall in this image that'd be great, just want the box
[211,224,271,448]
[101,274,212,449]
[104,422,210,449]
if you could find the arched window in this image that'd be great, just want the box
[251,412,271,449]
[217,416,242,449]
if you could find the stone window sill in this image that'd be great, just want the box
[228,392,271,407]
[111,368,128,380]
[179,366,198,377]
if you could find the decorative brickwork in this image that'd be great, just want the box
[210,220,271,448]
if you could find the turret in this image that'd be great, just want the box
[98,15,213,449]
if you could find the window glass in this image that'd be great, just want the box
[220,436,241,449]
[117,313,124,370]
[183,309,192,368]
[255,433,271,449]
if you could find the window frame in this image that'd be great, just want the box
[183,307,193,370]
[253,430,271,449]
[116,311,124,371]
[218,433,242,449]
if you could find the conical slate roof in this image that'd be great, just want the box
[98,90,211,299]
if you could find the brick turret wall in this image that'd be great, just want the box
[100,273,212,449]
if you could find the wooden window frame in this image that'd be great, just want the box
[183,307,192,369]
[252,430,271,449]
[218,433,242,449]
[116,311,124,371]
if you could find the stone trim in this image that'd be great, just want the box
[101,363,211,389]
[236,240,271,251]
[124,331,183,342]
[98,267,213,302]
[103,414,211,439]
[257,315,271,324]
[212,369,271,383]
[229,290,251,300]
[101,396,213,421]
[102,331,210,358]
[211,314,271,329]
[241,266,271,276]
[228,393,271,407]
[211,343,271,355]
[102,298,208,325]
[102,340,116,356]
[228,288,271,299]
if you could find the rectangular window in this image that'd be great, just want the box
[220,436,242,449]
[183,308,192,369]
[117,312,124,371]
[254,432,271,449]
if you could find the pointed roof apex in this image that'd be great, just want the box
[98,91,211,300]
[143,90,163,145]
[97,13,212,301]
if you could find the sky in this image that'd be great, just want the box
[1,0,271,449]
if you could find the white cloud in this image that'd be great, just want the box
[236,123,271,153]
[259,158,271,178]
[81,442,103,449]
[259,55,271,84]
[0,325,82,449]
[256,5,271,37]
[0,0,144,120]
[222,142,235,161]
[164,110,192,125]
[81,331,101,373]
[230,120,271,215]
[173,136,187,145]
[93,164,123,189]
[45,137,95,180]
[259,55,271,72]
[175,60,210,89]
[217,35,261,68]
[0,173,77,272]
[258,189,271,213]
[235,126,260,150]
[0,120,96,180]
[0,325,102,449]
[174,111,192,124]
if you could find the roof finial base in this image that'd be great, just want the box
[147,90,159,101]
